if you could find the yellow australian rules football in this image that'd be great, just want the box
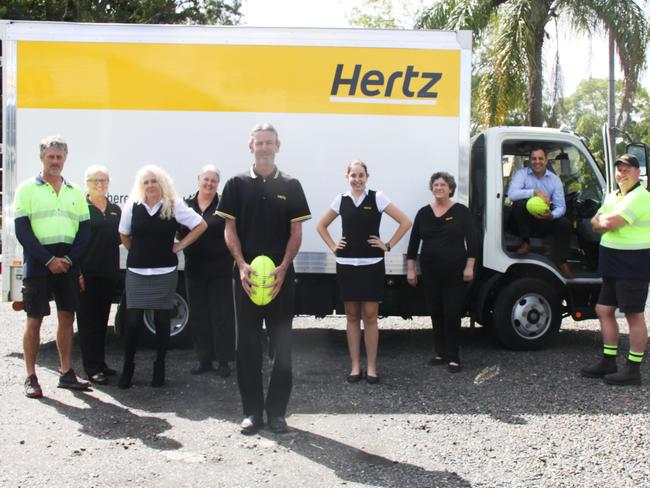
[526,195,550,215]
[249,255,276,306]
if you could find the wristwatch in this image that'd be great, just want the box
[386,242,391,252]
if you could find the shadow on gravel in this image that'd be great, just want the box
[39,392,182,450]
[266,427,471,488]
[21,324,649,426]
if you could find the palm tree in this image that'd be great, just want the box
[416,0,649,128]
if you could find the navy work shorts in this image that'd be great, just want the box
[22,273,80,318]
[597,277,649,314]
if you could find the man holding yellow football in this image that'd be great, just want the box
[217,123,311,435]
[507,146,573,278]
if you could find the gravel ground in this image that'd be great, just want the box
[1,301,649,487]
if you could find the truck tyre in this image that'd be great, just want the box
[492,278,561,350]
[143,290,192,349]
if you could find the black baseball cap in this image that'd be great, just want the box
[615,154,640,168]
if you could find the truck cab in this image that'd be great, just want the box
[468,126,647,349]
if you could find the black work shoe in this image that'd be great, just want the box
[216,362,231,378]
[89,372,108,385]
[603,361,641,386]
[581,357,617,378]
[428,356,446,366]
[24,374,43,398]
[191,362,213,375]
[268,416,289,434]
[240,415,263,435]
[102,366,118,376]
[448,362,462,373]
[58,369,91,390]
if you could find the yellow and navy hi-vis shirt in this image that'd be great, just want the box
[598,183,650,280]
[14,175,90,277]
[599,183,650,251]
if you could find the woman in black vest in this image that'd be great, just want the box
[118,165,206,388]
[77,165,121,385]
[406,172,478,373]
[317,160,411,384]
[179,165,235,377]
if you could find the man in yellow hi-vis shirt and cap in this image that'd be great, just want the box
[581,153,650,385]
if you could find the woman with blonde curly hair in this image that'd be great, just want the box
[118,165,206,388]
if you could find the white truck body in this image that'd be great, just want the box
[1,20,471,294]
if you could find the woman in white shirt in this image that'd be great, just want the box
[317,160,411,384]
[118,165,206,389]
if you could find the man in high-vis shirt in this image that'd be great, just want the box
[14,136,91,398]
[581,153,650,385]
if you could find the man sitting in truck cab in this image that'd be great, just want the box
[507,146,573,279]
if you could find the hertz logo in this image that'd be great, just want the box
[330,64,442,106]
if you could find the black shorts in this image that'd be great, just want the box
[22,274,80,318]
[597,277,649,314]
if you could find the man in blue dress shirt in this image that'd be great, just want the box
[507,147,573,278]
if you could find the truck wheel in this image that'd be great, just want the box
[493,278,561,350]
[143,291,192,349]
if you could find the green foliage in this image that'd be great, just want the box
[350,0,399,28]
[562,78,650,160]
[0,0,242,25]
[417,0,650,129]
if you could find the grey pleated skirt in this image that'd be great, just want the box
[125,269,178,310]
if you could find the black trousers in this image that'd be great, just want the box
[185,275,235,364]
[77,276,116,376]
[421,260,466,363]
[233,265,295,419]
[123,308,171,363]
[511,199,571,262]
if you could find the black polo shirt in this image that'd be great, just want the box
[180,192,234,279]
[80,198,121,278]
[216,166,311,263]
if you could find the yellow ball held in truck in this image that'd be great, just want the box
[526,196,549,216]
[249,255,276,306]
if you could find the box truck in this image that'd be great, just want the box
[2,21,647,348]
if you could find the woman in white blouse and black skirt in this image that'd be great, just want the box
[118,165,206,389]
[317,160,411,384]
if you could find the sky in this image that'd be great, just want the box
[240,0,650,98]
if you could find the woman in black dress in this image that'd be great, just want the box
[77,165,121,385]
[406,172,478,372]
[317,160,411,384]
[118,165,206,388]
[180,165,235,377]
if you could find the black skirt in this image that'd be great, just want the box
[336,260,385,302]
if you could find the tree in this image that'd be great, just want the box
[350,0,398,28]
[0,0,242,25]
[416,0,650,129]
[562,78,650,161]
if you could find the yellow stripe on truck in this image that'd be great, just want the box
[18,41,460,117]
